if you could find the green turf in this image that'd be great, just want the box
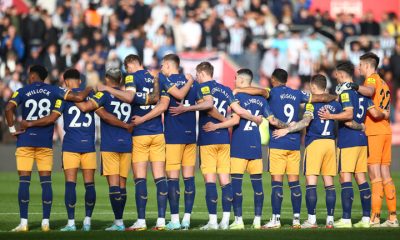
[0,171,399,240]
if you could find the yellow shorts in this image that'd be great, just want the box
[303,139,336,176]
[268,148,300,175]
[230,158,263,174]
[200,144,230,174]
[101,152,131,178]
[166,144,196,171]
[16,147,53,171]
[337,146,368,173]
[62,152,97,170]
[132,134,165,162]
[367,135,392,165]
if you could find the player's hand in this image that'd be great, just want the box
[185,74,194,83]
[96,82,107,92]
[148,69,160,78]
[272,129,289,139]
[20,120,31,129]
[254,115,263,125]
[132,115,145,126]
[318,108,331,120]
[125,123,134,133]
[169,102,186,116]
[383,110,390,120]
[202,122,218,132]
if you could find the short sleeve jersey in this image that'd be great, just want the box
[9,82,69,148]
[231,93,273,159]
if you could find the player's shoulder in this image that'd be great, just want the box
[93,91,107,99]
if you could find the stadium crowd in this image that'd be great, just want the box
[1,0,400,141]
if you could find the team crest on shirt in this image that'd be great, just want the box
[125,75,134,84]
[201,86,210,95]
[340,92,350,102]
[11,91,19,98]
[94,92,104,99]
[55,99,62,108]
[366,77,376,84]
[305,103,314,112]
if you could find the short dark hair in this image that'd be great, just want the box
[29,65,48,81]
[196,62,214,77]
[63,68,80,80]
[310,74,327,90]
[360,52,380,69]
[105,68,122,83]
[163,54,180,66]
[336,61,354,77]
[237,68,253,83]
[272,68,288,83]
[124,54,142,68]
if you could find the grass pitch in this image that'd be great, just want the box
[0,171,399,240]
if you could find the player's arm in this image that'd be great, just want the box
[169,95,214,116]
[344,121,365,131]
[207,107,227,122]
[233,87,269,98]
[21,112,61,129]
[202,114,240,132]
[75,100,98,113]
[309,93,337,103]
[64,87,93,102]
[166,74,194,100]
[230,102,263,125]
[272,115,312,139]
[95,107,133,132]
[367,106,389,120]
[319,107,353,121]
[5,101,24,135]
[267,116,289,129]
[132,95,170,126]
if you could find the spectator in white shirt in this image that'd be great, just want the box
[181,11,202,51]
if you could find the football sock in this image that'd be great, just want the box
[109,186,123,220]
[120,188,127,214]
[289,181,302,215]
[383,178,397,221]
[65,181,76,221]
[325,185,336,218]
[167,178,180,216]
[371,178,383,220]
[271,181,283,215]
[341,182,353,219]
[135,178,147,220]
[18,176,31,220]
[250,174,264,217]
[40,176,52,220]
[205,182,218,215]
[306,185,317,218]
[231,174,243,217]
[358,182,371,218]
[183,177,195,214]
[155,177,168,218]
[84,182,96,218]
[221,183,233,214]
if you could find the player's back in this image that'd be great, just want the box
[305,101,342,147]
[131,69,163,136]
[10,82,67,148]
[231,93,268,159]
[59,88,95,153]
[363,73,391,136]
[97,91,132,152]
[163,73,198,144]
[268,85,311,150]
[198,80,236,146]
[337,90,371,148]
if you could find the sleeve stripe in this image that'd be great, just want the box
[9,100,17,106]
[343,107,354,109]
[94,106,104,113]
[367,106,375,110]
[308,94,312,103]
[161,95,170,99]
[63,90,71,100]
[52,110,62,115]
[166,85,176,93]
[126,87,136,92]
[89,98,99,108]
[266,115,274,120]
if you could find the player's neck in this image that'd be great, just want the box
[169,69,179,75]
[365,70,376,78]
[107,82,119,88]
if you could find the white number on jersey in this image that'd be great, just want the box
[25,99,51,120]
[244,109,260,131]
[68,106,92,128]
[140,87,155,110]
[284,103,294,123]
[320,120,331,136]
[356,98,364,119]
[110,101,131,122]
[213,97,227,116]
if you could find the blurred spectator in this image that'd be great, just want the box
[8,72,23,93]
[44,44,61,72]
[360,12,380,36]
[181,11,202,51]
[380,30,396,57]
[298,43,313,85]
[116,35,138,62]
[21,6,46,48]
[1,25,25,60]
[60,44,78,70]
[260,48,288,79]
[228,22,246,64]
[200,18,219,51]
